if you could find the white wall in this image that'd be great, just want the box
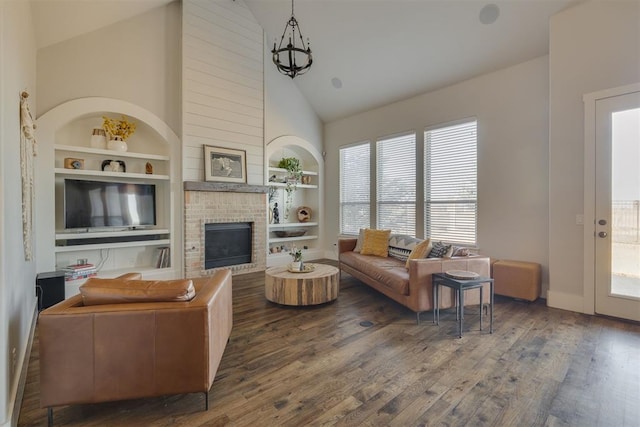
[36,2,181,134]
[182,0,263,184]
[548,0,640,311]
[324,56,550,292]
[264,41,323,153]
[0,2,38,426]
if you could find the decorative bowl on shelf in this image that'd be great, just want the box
[273,229,307,238]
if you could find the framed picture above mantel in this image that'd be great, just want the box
[203,145,247,183]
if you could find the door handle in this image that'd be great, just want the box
[598,219,607,226]
[598,231,607,238]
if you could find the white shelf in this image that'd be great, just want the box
[56,228,169,240]
[269,222,318,229]
[55,168,170,180]
[268,166,318,176]
[270,235,318,243]
[55,239,170,253]
[268,182,317,189]
[55,144,170,161]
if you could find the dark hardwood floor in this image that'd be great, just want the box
[18,261,640,426]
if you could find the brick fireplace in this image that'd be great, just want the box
[184,182,268,278]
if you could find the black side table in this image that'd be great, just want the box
[432,272,494,338]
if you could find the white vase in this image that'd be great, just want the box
[90,128,107,149]
[107,136,128,152]
[291,261,302,271]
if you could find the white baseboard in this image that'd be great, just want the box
[324,250,338,261]
[547,290,585,314]
[2,302,37,427]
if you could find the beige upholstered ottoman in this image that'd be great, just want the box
[491,260,541,301]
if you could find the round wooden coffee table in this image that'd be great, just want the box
[265,263,340,306]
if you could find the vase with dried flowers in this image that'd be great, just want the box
[103,115,136,152]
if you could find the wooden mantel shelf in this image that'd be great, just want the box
[184,181,269,193]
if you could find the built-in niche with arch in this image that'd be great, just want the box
[35,97,182,297]
[265,135,324,266]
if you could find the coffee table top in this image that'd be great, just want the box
[265,263,339,279]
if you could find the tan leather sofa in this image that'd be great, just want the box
[39,270,233,425]
[339,238,490,322]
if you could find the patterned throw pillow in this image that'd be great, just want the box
[427,241,451,258]
[361,229,391,257]
[451,246,470,257]
[405,238,432,268]
[388,234,423,262]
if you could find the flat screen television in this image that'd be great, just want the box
[64,179,156,230]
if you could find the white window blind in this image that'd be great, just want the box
[340,143,370,234]
[425,120,477,245]
[377,133,416,235]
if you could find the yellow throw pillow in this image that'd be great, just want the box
[361,229,391,257]
[405,238,432,268]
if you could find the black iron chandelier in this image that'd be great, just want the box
[272,0,312,79]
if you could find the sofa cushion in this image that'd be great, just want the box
[405,238,432,268]
[361,229,391,257]
[388,234,423,262]
[340,251,409,295]
[80,278,196,306]
[353,228,366,253]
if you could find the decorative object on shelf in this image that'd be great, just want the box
[145,162,153,174]
[277,157,303,183]
[107,136,128,152]
[101,159,126,173]
[103,115,136,152]
[268,186,278,203]
[301,175,312,185]
[20,91,37,261]
[203,145,247,183]
[90,128,107,149]
[272,0,313,79]
[273,229,306,238]
[278,157,302,219]
[296,206,312,222]
[289,245,303,271]
[64,158,84,170]
[268,188,279,224]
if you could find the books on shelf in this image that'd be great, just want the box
[156,247,170,268]
[63,263,97,281]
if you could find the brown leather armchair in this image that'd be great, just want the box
[38,270,233,425]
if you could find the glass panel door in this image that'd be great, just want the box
[595,91,640,321]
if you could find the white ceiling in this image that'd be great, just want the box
[245,0,579,122]
[31,0,580,123]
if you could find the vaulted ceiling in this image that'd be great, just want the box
[31,0,580,123]
[245,0,579,122]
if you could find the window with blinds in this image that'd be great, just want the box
[424,120,477,245]
[340,142,371,234]
[377,133,416,235]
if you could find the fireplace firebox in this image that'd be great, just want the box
[204,222,252,269]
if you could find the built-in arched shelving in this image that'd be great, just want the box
[35,97,182,296]
[265,135,324,266]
